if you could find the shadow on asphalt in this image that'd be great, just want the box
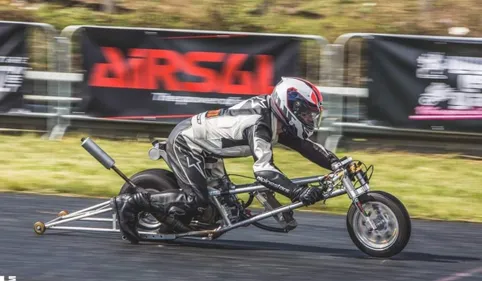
[165,238,481,263]
[39,231,480,264]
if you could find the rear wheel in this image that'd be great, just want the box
[119,169,178,233]
[346,191,411,258]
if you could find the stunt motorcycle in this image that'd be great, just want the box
[33,137,411,258]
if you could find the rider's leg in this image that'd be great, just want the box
[205,156,232,189]
[162,131,211,221]
[204,156,297,230]
[110,120,210,243]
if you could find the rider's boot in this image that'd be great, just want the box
[110,192,150,244]
[290,185,325,205]
[110,189,201,243]
[148,191,202,234]
[258,191,298,231]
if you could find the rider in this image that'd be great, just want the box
[111,77,340,243]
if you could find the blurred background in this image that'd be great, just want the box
[1,1,482,281]
[0,0,481,221]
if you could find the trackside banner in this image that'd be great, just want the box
[0,23,28,112]
[367,35,482,132]
[80,27,301,122]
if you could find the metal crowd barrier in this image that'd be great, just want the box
[1,21,482,152]
[0,22,344,147]
[322,32,482,151]
[0,21,56,132]
[0,21,83,138]
[57,25,347,146]
[58,25,331,104]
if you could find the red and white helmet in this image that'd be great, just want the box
[270,77,323,139]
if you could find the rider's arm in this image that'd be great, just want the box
[277,133,337,171]
[244,122,301,198]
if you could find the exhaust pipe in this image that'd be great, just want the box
[81,137,115,169]
[81,137,138,190]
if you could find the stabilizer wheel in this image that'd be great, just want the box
[58,210,69,217]
[34,221,46,235]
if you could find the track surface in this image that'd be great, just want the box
[0,193,481,281]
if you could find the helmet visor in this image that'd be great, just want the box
[288,91,322,130]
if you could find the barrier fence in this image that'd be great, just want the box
[330,33,482,134]
[60,25,329,119]
[0,20,58,132]
[1,21,482,151]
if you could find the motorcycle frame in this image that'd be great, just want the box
[36,156,371,242]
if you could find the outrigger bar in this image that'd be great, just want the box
[33,137,150,237]
[81,137,138,191]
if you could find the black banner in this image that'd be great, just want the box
[367,35,482,132]
[80,27,301,122]
[0,23,28,112]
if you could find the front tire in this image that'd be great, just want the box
[346,191,411,258]
[119,168,179,233]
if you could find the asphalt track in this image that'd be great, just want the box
[0,193,481,281]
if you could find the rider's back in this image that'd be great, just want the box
[180,95,278,158]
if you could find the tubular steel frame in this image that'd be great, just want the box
[34,166,369,241]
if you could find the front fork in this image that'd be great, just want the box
[342,172,378,231]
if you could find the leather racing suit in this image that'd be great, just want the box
[111,94,338,243]
[166,94,336,205]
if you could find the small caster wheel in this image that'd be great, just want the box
[34,221,46,235]
[58,210,69,217]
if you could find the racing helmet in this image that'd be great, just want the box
[270,77,323,139]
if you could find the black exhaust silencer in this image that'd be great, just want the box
[80,137,138,190]
[81,137,115,169]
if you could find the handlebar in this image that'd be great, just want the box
[331,156,353,170]
[340,156,353,166]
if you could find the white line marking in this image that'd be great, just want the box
[435,266,482,281]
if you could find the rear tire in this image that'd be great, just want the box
[119,168,178,195]
[119,168,179,233]
[346,191,411,258]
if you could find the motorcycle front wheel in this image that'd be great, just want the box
[346,190,411,258]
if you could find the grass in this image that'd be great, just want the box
[2,0,482,43]
[0,133,481,223]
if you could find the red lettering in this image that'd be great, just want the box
[126,48,148,89]
[220,54,252,94]
[184,52,224,93]
[89,47,275,95]
[256,55,274,94]
[89,47,126,88]
[149,50,182,91]
[89,47,149,89]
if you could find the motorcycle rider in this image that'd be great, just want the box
[111,77,339,243]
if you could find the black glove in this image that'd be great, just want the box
[297,186,324,205]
